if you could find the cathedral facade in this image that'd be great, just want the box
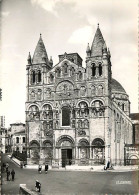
[25,25,132,167]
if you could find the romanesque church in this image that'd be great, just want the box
[25,25,132,167]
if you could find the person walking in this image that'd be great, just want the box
[38,165,42,173]
[7,170,10,181]
[11,169,15,181]
[45,164,48,174]
[35,180,41,192]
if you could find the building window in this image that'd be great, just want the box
[32,71,35,83]
[71,67,75,76]
[62,106,70,126]
[23,137,25,143]
[122,104,124,111]
[78,71,82,80]
[92,63,96,76]
[38,70,41,82]
[16,137,19,143]
[50,74,54,82]
[64,63,68,73]
[56,68,61,77]
[99,63,102,76]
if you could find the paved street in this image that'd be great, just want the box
[1,154,139,195]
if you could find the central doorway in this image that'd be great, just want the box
[61,149,72,167]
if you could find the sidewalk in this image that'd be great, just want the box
[8,155,139,172]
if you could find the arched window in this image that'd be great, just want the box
[70,67,75,76]
[122,103,124,111]
[99,63,102,76]
[64,63,68,74]
[38,70,41,82]
[56,68,61,77]
[78,71,82,80]
[32,71,35,83]
[92,63,96,76]
[16,137,19,143]
[62,106,70,126]
[50,74,54,82]
[23,137,25,143]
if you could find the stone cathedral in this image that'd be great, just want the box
[25,25,133,167]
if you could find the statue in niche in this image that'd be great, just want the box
[92,109,97,117]
[78,120,82,128]
[43,122,47,130]
[56,111,59,118]
[98,85,103,95]
[55,121,59,129]
[99,109,104,116]
[35,112,40,119]
[29,112,34,120]
[80,86,86,96]
[72,120,75,128]
[45,89,51,97]
[31,91,35,99]
[63,84,68,94]
[80,148,87,159]
[43,111,47,119]
[46,130,53,138]
[84,120,89,128]
[37,89,42,100]
[49,121,53,129]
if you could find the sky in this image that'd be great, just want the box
[0,0,138,127]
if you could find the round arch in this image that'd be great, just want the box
[92,138,105,147]
[27,103,40,111]
[90,99,105,107]
[43,140,53,147]
[76,100,89,108]
[41,102,54,110]
[56,135,75,147]
[29,140,40,147]
[78,138,89,147]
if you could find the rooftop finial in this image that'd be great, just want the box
[40,33,42,37]
[98,23,99,28]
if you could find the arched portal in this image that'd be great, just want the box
[43,140,53,165]
[56,135,74,167]
[78,139,90,165]
[29,140,40,164]
[92,138,105,164]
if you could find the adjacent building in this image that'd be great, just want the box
[25,25,133,167]
[10,123,26,153]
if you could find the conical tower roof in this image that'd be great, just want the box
[91,24,105,57]
[32,34,49,64]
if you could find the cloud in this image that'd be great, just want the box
[1,11,10,17]
[68,26,92,45]
[31,0,59,15]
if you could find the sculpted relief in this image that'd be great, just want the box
[56,81,74,97]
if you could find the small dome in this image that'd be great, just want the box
[111,78,126,94]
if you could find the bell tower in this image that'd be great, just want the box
[86,24,112,97]
[86,24,112,164]
[26,34,53,102]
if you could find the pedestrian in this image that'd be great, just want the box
[45,164,48,174]
[6,167,8,172]
[7,170,10,181]
[35,180,41,192]
[38,165,42,173]
[20,162,23,169]
[11,169,15,181]
[107,161,110,169]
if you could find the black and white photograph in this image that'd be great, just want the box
[0,0,138,194]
